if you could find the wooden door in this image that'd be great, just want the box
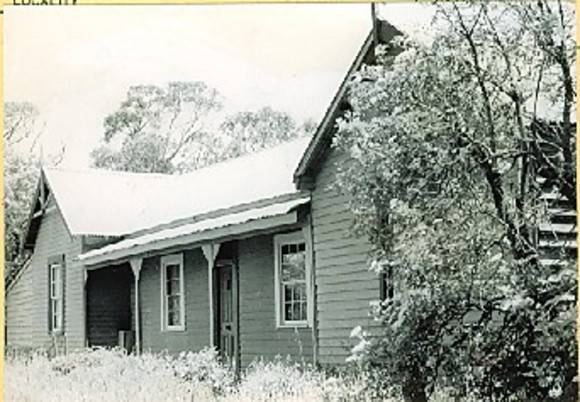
[218,263,238,368]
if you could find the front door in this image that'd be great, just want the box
[217,262,238,368]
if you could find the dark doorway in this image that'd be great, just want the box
[86,264,132,347]
[217,260,239,369]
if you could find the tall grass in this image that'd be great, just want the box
[4,348,379,402]
[4,348,464,402]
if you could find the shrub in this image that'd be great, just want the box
[334,1,577,399]
[171,348,235,395]
[4,347,233,402]
[232,358,323,401]
[228,358,385,402]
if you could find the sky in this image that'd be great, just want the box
[4,3,436,169]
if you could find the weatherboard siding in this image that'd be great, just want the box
[238,234,313,368]
[311,147,381,365]
[138,249,210,354]
[6,202,85,352]
[6,263,34,347]
[65,239,86,351]
[134,233,312,364]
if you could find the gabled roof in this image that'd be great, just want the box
[21,17,401,252]
[25,137,311,246]
[293,20,403,189]
[22,171,52,250]
[43,168,168,237]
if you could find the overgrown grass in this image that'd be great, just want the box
[4,348,374,402]
[4,347,460,402]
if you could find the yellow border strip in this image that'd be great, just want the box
[1,0,419,8]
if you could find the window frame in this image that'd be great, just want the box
[48,261,64,333]
[274,231,311,328]
[160,253,186,332]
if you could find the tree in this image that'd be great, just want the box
[91,82,223,174]
[338,2,576,401]
[92,84,313,173]
[4,102,43,152]
[4,102,44,283]
[210,107,312,166]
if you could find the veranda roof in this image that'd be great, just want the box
[79,195,309,266]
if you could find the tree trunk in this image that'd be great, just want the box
[402,387,428,402]
[402,379,428,402]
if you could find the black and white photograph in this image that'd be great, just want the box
[3,2,577,401]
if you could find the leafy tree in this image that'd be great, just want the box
[4,102,43,151]
[4,103,44,283]
[91,82,223,173]
[338,2,576,401]
[93,84,313,173]
[211,107,312,165]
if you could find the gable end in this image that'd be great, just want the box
[294,20,403,190]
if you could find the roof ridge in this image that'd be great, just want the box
[175,135,311,179]
[45,136,311,180]
[43,166,171,179]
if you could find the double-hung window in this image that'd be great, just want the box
[274,231,310,327]
[161,254,185,331]
[49,259,64,333]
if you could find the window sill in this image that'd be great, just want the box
[276,322,309,329]
[162,326,186,333]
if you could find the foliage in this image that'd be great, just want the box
[91,82,224,174]
[215,107,313,164]
[4,148,38,272]
[3,101,60,283]
[4,348,407,402]
[6,348,197,402]
[232,358,324,401]
[91,83,313,174]
[336,1,576,401]
[4,102,42,149]
[170,348,235,394]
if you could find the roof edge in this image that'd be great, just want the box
[6,258,32,295]
[79,195,310,267]
[293,30,374,188]
[293,20,404,189]
[75,190,311,239]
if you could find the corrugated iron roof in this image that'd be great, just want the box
[79,196,310,265]
[43,137,311,237]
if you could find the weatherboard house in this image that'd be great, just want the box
[5,21,403,367]
[6,14,576,369]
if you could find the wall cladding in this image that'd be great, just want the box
[138,248,210,354]
[6,201,84,353]
[311,148,381,365]
[238,233,313,368]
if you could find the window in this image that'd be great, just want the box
[274,232,310,327]
[161,254,185,331]
[48,257,64,333]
